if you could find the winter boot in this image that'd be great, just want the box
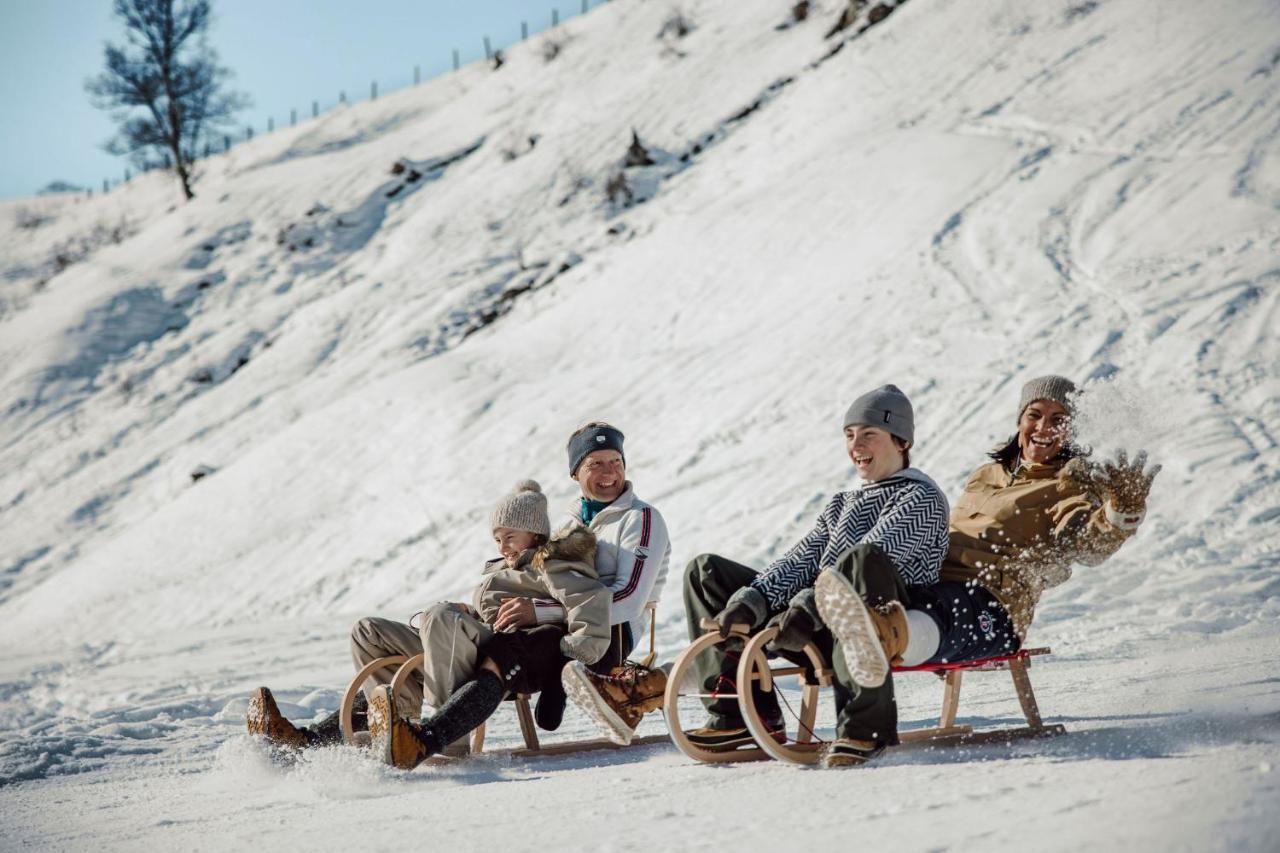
[561,660,667,745]
[822,737,885,768]
[367,685,437,770]
[815,568,908,688]
[246,687,311,750]
[685,719,786,751]
[534,672,568,732]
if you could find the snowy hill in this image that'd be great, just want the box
[1,0,1278,849]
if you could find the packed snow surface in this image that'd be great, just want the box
[1,0,1278,850]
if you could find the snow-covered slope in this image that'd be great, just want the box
[1,0,1277,849]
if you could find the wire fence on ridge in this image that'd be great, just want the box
[88,0,605,198]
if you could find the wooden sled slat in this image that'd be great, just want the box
[494,733,671,760]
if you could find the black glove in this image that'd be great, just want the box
[713,587,768,638]
[765,605,816,653]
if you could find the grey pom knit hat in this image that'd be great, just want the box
[1017,375,1077,423]
[490,479,551,536]
[843,384,914,443]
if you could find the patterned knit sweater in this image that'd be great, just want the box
[750,468,950,611]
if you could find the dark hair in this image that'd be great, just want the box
[895,438,911,470]
[988,435,1085,473]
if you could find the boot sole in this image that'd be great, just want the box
[561,661,635,746]
[815,570,889,688]
[246,687,309,750]
[368,686,397,766]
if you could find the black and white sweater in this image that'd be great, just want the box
[750,468,950,611]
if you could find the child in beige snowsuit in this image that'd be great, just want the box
[247,480,612,755]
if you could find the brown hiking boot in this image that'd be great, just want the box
[561,660,668,745]
[685,721,786,752]
[368,685,434,770]
[246,687,311,750]
[822,737,884,768]
[815,569,909,688]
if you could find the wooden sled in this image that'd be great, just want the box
[667,619,1065,765]
[339,603,669,759]
[664,621,827,763]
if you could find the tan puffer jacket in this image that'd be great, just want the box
[473,527,611,664]
[941,459,1134,639]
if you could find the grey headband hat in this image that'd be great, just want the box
[1017,375,1078,423]
[490,479,551,537]
[843,384,914,443]
[567,424,625,475]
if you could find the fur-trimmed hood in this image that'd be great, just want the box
[531,526,597,570]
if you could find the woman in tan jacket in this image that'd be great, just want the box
[939,375,1160,641]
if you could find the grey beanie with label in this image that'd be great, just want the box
[490,479,551,536]
[843,384,914,443]
[1017,375,1077,423]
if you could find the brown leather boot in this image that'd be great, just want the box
[246,687,311,750]
[815,570,909,688]
[368,685,434,770]
[869,601,909,666]
[561,660,668,745]
[822,737,885,768]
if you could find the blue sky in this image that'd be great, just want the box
[0,0,595,199]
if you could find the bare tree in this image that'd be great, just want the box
[86,0,247,200]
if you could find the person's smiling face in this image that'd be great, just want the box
[1017,399,1071,464]
[493,527,538,566]
[573,449,625,502]
[844,425,906,482]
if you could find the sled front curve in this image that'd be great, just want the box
[736,626,831,765]
[340,654,408,745]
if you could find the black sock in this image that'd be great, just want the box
[421,670,505,752]
[301,691,367,746]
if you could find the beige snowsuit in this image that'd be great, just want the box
[350,527,610,715]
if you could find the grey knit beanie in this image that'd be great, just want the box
[490,479,551,536]
[1017,375,1078,423]
[843,384,914,443]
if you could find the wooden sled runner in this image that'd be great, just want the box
[665,619,1066,765]
[339,603,668,759]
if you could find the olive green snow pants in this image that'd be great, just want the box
[683,543,908,745]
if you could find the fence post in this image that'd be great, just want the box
[582,0,587,13]
[312,100,319,118]
[453,48,460,70]
[552,9,559,25]
[483,36,492,59]
[291,108,297,126]
[203,141,210,158]
[246,125,253,140]
[224,135,230,151]
[414,64,421,84]
[339,90,346,104]
[521,20,528,39]
[124,168,131,182]
[371,80,377,99]
[268,116,274,132]
[103,178,110,193]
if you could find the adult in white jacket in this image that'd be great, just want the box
[490,422,670,666]
[550,423,676,745]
